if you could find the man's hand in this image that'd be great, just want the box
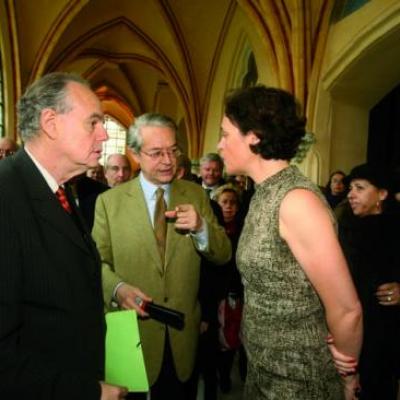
[165,204,203,233]
[115,283,152,317]
[100,382,128,399]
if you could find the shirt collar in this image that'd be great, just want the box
[25,147,59,193]
[139,172,170,200]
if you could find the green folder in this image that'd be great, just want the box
[105,310,149,392]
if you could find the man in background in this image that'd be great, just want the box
[87,164,107,183]
[0,72,126,400]
[199,153,224,199]
[93,113,231,399]
[175,152,197,182]
[0,137,18,160]
[104,153,132,187]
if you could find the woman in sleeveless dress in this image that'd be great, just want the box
[217,86,362,400]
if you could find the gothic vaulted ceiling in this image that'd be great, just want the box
[12,0,239,155]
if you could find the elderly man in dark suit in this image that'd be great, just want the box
[0,72,126,400]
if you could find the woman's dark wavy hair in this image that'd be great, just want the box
[224,85,306,160]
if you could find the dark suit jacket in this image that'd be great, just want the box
[0,150,105,399]
[74,176,109,230]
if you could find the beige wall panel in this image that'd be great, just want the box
[329,100,369,173]
[152,82,178,121]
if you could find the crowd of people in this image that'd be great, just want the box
[0,72,399,400]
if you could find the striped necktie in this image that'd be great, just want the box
[55,187,72,214]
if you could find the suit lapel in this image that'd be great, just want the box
[123,180,164,272]
[12,150,93,256]
[65,183,100,260]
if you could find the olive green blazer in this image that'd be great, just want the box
[92,177,231,385]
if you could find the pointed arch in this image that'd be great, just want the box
[43,16,199,154]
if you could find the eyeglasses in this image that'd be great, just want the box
[140,147,181,161]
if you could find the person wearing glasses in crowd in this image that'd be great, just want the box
[0,137,18,160]
[92,112,231,399]
[104,153,132,187]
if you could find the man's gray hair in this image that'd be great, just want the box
[17,72,89,142]
[105,153,131,170]
[127,113,177,153]
[200,152,224,169]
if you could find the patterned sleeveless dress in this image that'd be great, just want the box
[237,166,343,399]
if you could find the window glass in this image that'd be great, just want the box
[101,115,127,165]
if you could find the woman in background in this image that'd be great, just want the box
[339,164,400,400]
[217,85,362,400]
[324,170,347,209]
[214,185,247,392]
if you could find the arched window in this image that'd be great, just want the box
[0,52,4,137]
[101,115,127,165]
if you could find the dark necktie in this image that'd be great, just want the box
[55,187,72,214]
[154,187,167,264]
[205,188,212,198]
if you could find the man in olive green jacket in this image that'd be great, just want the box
[92,113,231,398]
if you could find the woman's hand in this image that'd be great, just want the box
[326,334,358,375]
[376,282,400,306]
[326,335,361,398]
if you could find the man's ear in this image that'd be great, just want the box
[40,108,58,139]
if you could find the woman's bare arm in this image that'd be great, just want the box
[279,189,362,359]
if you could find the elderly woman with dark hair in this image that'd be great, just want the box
[338,164,400,400]
[217,85,362,400]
